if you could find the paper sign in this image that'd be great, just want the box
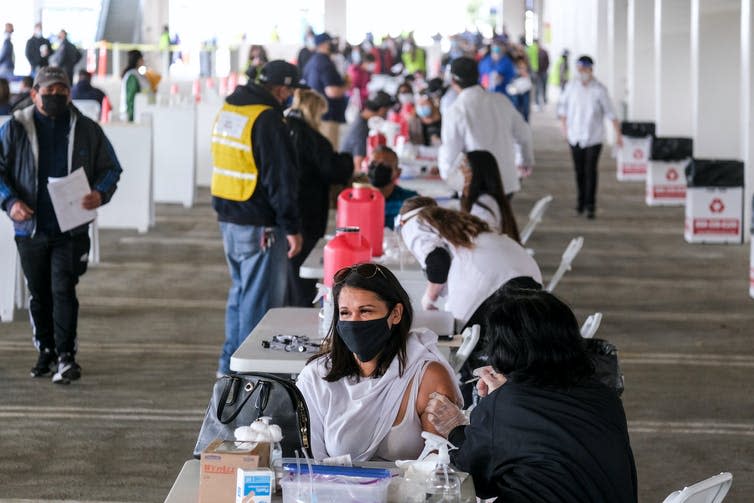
[47,168,96,232]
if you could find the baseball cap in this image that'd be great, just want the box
[450,57,479,88]
[313,32,332,47]
[576,55,594,67]
[365,90,395,111]
[258,60,307,88]
[33,66,70,89]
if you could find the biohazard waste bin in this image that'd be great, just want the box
[684,159,744,244]
[646,137,693,206]
[617,122,655,181]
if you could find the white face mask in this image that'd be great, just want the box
[34,29,42,38]
[398,93,414,105]
[579,71,591,83]
[365,63,376,73]
[445,166,465,194]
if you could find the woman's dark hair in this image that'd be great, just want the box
[400,196,491,248]
[461,150,521,243]
[484,289,594,388]
[122,50,143,78]
[310,263,413,382]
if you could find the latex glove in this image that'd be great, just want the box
[421,291,438,310]
[474,366,507,398]
[424,392,468,438]
[517,165,533,178]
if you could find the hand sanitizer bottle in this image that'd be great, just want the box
[424,433,461,503]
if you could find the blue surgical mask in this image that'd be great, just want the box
[416,105,432,118]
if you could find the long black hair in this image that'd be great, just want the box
[309,263,414,382]
[484,288,594,388]
[122,50,143,78]
[461,150,521,243]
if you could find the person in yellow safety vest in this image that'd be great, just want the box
[211,60,305,377]
[525,39,540,110]
[401,35,426,75]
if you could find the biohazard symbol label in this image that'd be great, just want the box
[633,148,644,160]
[709,198,725,213]
[666,168,679,181]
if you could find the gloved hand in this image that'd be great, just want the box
[474,366,507,398]
[424,392,469,438]
[421,291,439,310]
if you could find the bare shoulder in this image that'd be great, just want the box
[417,361,459,411]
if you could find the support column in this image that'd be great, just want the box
[691,0,741,157]
[324,0,347,38]
[742,0,753,241]
[140,0,169,71]
[627,0,655,121]
[503,0,526,42]
[654,0,692,136]
[607,0,628,119]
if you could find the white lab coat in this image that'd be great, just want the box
[438,85,534,196]
[556,78,617,148]
[400,216,542,327]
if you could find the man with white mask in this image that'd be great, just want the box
[438,57,534,199]
[0,23,14,79]
[25,23,52,76]
[557,55,622,219]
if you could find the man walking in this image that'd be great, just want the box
[439,57,534,199]
[25,22,52,76]
[557,55,622,219]
[211,60,303,376]
[0,66,122,384]
[0,23,15,79]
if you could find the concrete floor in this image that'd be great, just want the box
[1,106,752,502]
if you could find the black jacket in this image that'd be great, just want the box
[211,82,301,235]
[0,104,122,236]
[450,379,637,503]
[25,35,52,69]
[286,110,352,239]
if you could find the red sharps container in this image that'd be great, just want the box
[323,227,372,287]
[336,183,385,257]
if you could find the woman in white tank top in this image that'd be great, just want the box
[296,263,462,462]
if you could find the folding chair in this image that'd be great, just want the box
[546,236,584,292]
[662,472,732,503]
[450,324,480,374]
[580,312,603,339]
[72,99,102,122]
[520,194,553,245]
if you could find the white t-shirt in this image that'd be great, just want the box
[556,78,617,148]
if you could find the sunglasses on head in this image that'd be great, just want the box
[333,263,387,285]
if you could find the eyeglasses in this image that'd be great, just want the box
[333,263,387,285]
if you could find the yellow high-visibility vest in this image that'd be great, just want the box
[210,103,271,201]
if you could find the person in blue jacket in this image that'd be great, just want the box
[477,40,515,98]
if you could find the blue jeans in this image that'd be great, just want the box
[218,222,288,374]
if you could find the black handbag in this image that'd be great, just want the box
[193,372,312,459]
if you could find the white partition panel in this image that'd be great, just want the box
[195,102,221,187]
[0,216,16,322]
[99,120,154,233]
[140,105,197,207]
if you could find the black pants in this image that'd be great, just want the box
[286,232,320,307]
[569,143,603,212]
[15,231,90,355]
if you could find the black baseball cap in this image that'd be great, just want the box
[450,57,479,88]
[258,60,307,88]
[365,90,395,111]
[576,55,594,67]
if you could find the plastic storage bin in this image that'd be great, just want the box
[281,464,392,503]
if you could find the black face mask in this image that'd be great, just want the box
[337,314,393,362]
[368,162,393,188]
[41,94,68,117]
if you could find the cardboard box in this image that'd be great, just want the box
[646,160,689,206]
[236,468,274,503]
[199,439,271,503]
[617,136,652,181]
[684,187,743,244]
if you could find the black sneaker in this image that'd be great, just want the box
[587,210,596,219]
[52,353,81,384]
[30,348,57,377]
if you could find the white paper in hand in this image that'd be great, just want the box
[47,168,96,232]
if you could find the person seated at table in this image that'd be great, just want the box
[424,289,638,503]
[415,91,441,146]
[458,150,520,241]
[71,70,107,105]
[296,263,462,462]
[367,145,418,230]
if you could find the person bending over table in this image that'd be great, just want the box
[425,289,638,503]
[296,263,462,461]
